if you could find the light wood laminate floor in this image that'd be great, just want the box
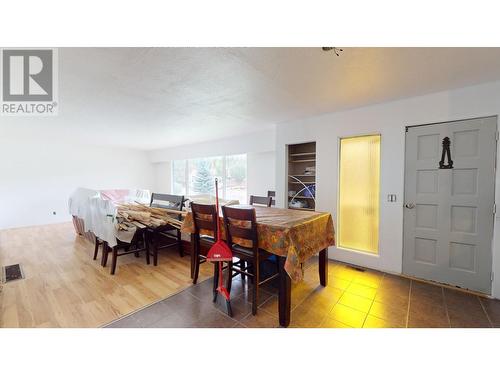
[0,222,212,328]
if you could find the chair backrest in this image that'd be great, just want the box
[222,206,258,250]
[190,203,218,238]
[249,195,272,207]
[150,193,185,211]
[267,190,276,206]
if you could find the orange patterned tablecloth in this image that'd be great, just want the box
[181,205,335,282]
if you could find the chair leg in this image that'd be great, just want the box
[101,242,109,267]
[177,229,184,257]
[226,260,233,294]
[193,241,200,285]
[93,238,100,260]
[110,247,118,275]
[134,239,140,257]
[248,264,254,284]
[240,260,246,281]
[225,260,233,317]
[213,262,219,303]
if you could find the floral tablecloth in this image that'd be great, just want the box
[181,205,335,282]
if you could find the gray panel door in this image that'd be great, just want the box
[403,117,497,294]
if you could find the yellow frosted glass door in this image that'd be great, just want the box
[338,135,380,254]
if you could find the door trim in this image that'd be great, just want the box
[405,114,499,131]
[402,115,498,294]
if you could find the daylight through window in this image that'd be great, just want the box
[172,154,247,202]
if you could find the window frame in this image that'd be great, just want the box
[336,133,382,255]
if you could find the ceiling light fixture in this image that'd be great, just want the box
[322,47,343,56]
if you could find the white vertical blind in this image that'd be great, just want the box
[338,135,381,254]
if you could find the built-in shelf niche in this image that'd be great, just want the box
[287,142,316,211]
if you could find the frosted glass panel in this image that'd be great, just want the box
[339,135,380,254]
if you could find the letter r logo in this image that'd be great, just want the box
[2,50,53,101]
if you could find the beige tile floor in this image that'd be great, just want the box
[108,259,500,328]
[3,222,499,328]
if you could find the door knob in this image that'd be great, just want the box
[405,203,415,209]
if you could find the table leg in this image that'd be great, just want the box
[319,248,328,287]
[190,233,195,279]
[278,256,291,327]
[153,236,159,266]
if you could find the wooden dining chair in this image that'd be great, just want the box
[222,206,279,315]
[101,229,150,275]
[249,195,272,207]
[267,190,276,206]
[148,193,185,265]
[94,236,112,268]
[190,203,218,285]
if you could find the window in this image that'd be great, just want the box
[172,154,247,202]
[172,159,187,195]
[225,154,247,202]
[188,157,224,196]
[338,135,381,254]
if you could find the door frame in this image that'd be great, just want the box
[402,115,498,294]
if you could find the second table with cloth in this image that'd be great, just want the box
[181,205,336,327]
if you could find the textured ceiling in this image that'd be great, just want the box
[4,47,500,150]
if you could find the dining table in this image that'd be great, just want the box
[181,205,336,327]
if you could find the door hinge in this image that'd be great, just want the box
[496,131,499,141]
[491,272,494,282]
[494,204,497,215]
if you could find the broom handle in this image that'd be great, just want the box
[216,178,223,291]
[215,178,220,241]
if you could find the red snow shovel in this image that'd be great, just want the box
[206,178,233,309]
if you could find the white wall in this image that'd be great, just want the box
[149,130,277,202]
[153,161,172,194]
[149,130,276,162]
[276,80,500,298]
[0,137,154,229]
[247,151,276,198]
